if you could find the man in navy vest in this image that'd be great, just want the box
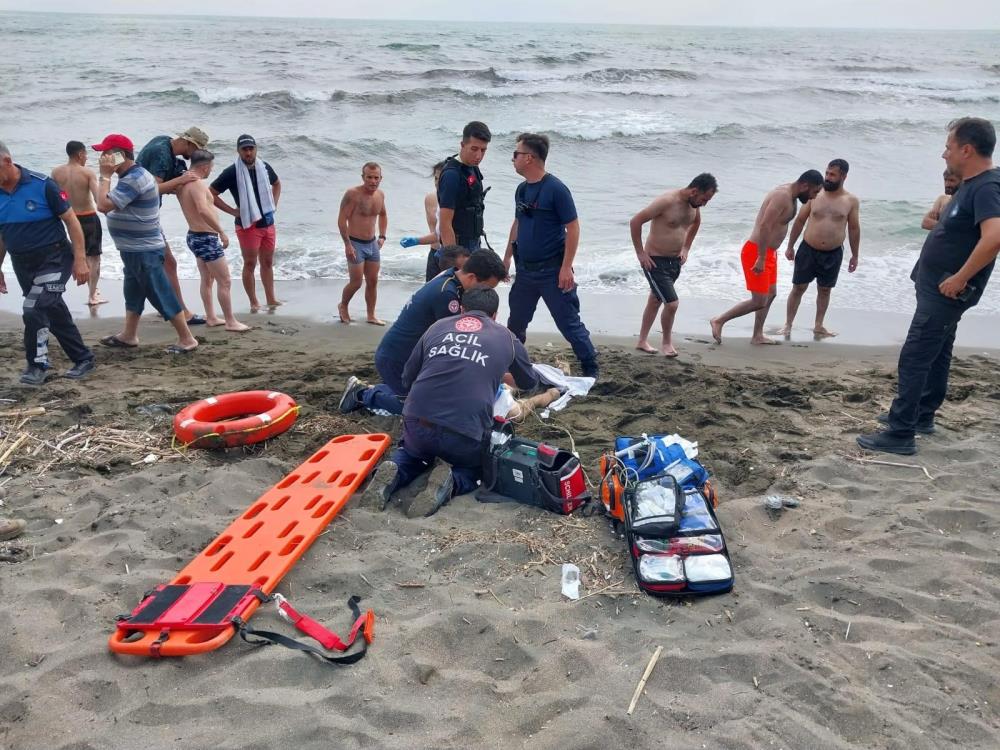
[0,141,94,385]
[438,121,491,252]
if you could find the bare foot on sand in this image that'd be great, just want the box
[661,345,679,358]
[87,293,108,306]
[338,303,351,324]
[266,300,283,308]
[814,327,838,339]
[367,317,386,326]
[205,317,225,327]
[249,305,261,313]
[226,322,252,332]
[775,325,791,338]
[709,318,723,344]
[751,335,781,345]
[636,341,657,354]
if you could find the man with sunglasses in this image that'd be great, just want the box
[503,133,598,379]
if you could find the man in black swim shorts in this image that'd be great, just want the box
[779,159,861,339]
[630,173,717,356]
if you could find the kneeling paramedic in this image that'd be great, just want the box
[339,248,507,415]
[370,287,539,515]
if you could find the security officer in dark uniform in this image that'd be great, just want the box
[438,121,491,252]
[503,133,599,378]
[859,117,1000,455]
[339,249,508,415]
[365,287,539,515]
[0,141,94,385]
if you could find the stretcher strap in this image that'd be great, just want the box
[235,595,371,666]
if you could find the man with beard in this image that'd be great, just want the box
[921,169,962,231]
[777,159,861,339]
[630,173,718,357]
[210,134,282,311]
[710,170,823,345]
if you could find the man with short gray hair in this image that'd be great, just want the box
[0,140,94,385]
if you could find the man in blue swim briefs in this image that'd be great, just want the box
[177,150,249,332]
[338,162,388,325]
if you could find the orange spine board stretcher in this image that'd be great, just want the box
[109,433,390,657]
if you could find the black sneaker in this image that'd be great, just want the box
[361,460,399,509]
[64,358,96,380]
[19,366,50,386]
[877,412,934,435]
[338,375,367,414]
[856,431,917,456]
[582,363,599,380]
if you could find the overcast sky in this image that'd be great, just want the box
[3,0,999,28]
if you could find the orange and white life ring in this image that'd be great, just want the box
[173,390,299,449]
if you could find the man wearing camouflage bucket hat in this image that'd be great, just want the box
[136,126,211,325]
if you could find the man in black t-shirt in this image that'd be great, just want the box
[858,118,1000,455]
[210,135,282,311]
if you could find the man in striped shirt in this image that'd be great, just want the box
[93,134,198,354]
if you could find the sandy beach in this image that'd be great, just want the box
[0,305,998,750]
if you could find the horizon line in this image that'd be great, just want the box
[1,8,997,32]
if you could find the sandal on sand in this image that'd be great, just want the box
[186,315,207,326]
[101,335,137,349]
[165,344,197,355]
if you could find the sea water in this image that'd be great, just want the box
[2,12,998,314]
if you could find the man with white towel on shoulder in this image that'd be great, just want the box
[210,134,282,311]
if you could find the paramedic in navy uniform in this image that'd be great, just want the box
[338,249,507,416]
[858,117,1000,455]
[503,133,599,379]
[0,141,94,386]
[366,287,539,516]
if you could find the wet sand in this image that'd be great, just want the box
[1,310,998,750]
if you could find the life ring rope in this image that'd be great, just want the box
[172,391,300,450]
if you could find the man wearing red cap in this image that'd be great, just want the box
[93,134,198,354]
[0,140,94,385]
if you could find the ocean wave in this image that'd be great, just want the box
[531,50,602,65]
[581,67,697,83]
[833,64,920,73]
[417,66,510,83]
[296,39,340,48]
[363,66,511,83]
[380,42,441,51]
[984,64,1000,74]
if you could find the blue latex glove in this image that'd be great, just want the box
[400,236,420,248]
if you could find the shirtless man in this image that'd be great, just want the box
[630,173,717,356]
[176,150,248,332]
[921,169,961,231]
[778,159,860,339]
[52,141,105,306]
[710,170,823,345]
[338,162,388,325]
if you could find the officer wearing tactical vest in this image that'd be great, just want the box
[503,133,599,379]
[438,121,491,252]
[364,287,539,517]
[0,141,95,385]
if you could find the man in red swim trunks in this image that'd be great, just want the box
[710,170,823,345]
